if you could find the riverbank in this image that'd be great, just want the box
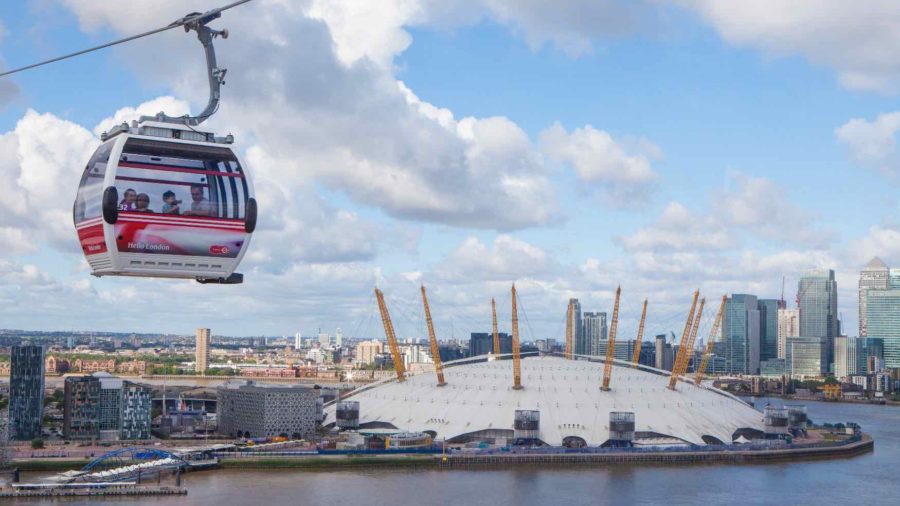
[214,433,872,470]
[1,485,185,498]
[437,434,873,468]
[218,454,436,470]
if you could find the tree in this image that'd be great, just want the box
[31,438,44,449]
[823,376,839,385]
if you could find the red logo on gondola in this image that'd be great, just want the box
[209,245,230,255]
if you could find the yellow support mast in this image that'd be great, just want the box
[631,298,648,367]
[694,295,727,386]
[601,286,621,391]
[492,298,501,356]
[420,285,446,387]
[669,295,705,390]
[667,290,699,390]
[511,284,523,390]
[565,299,574,360]
[374,287,405,382]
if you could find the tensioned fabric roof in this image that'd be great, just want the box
[325,355,763,446]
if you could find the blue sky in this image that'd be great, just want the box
[1,1,898,340]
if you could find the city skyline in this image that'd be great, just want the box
[1,2,900,338]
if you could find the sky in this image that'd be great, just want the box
[1,0,899,341]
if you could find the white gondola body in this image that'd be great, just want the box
[74,121,255,283]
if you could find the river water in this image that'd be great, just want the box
[16,399,900,505]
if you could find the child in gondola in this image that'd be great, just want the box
[161,190,182,214]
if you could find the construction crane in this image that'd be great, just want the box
[631,298,648,367]
[565,299,574,360]
[670,296,705,390]
[694,295,727,386]
[491,298,501,356]
[374,288,406,382]
[667,290,699,390]
[511,284,523,390]
[420,285,446,387]
[601,286,622,391]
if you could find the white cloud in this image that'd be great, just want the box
[0,110,98,253]
[437,235,553,282]
[93,96,191,137]
[478,0,642,56]
[620,201,729,252]
[713,173,832,247]
[540,121,660,205]
[856,225,900,264]
[61,1,560,231]
[836,111,900,177]
[679,0,900,92]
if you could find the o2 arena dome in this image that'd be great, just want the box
[324,355,764,447]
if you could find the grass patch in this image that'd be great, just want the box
[10,460,87,471]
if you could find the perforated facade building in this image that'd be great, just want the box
[218,382,318,439]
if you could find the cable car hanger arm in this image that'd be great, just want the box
[142,6,239,127]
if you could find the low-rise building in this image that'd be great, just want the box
[116,360,147,375]
[46,356,71,374]
[74,358,117,374]
[218,382,318,439]
[239,367,297,378]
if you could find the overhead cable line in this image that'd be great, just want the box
[0,0,253,78]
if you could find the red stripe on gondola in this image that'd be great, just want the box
[118,161,244,178]
[118,211,244,224]
[77,223,107,255]
[117,216,246,230]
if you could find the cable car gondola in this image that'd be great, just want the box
[72,8,256,284]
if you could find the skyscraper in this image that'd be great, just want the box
[786,336,826,378]
[583,312,608,357]
[866,289,900,368]
[757,299,783,362]
[469,332,512,357]
[335,328,343,348]
[723,294,761,374]
[9,344,45,441]
[859,257,889,338]
[568,299,584,355]
[294,332,302,349]
[834,335,849,379]
[777,308,799,359]
[195,328,210,375]
[798,269,838,369]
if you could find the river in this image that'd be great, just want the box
[15,399,900,505]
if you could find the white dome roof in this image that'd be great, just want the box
[325,355,763,446]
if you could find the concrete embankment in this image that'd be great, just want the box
[437,434,874,468]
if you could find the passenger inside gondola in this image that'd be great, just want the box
[161,190,181,215]
[118,188,137,211]
[134,193,154,213]
[184,184,215,217]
